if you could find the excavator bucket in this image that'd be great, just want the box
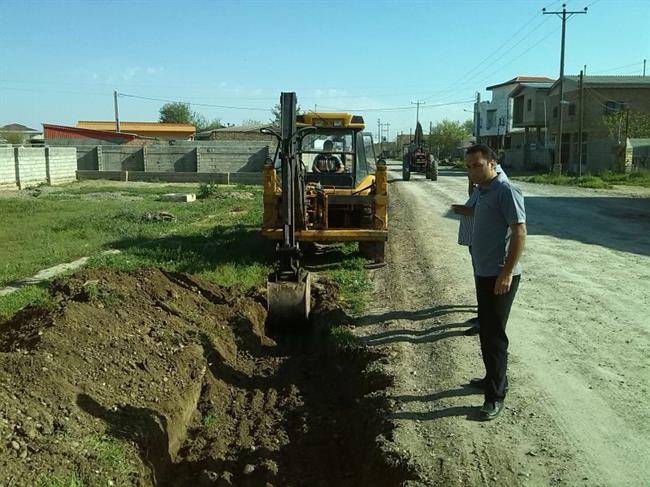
[267,272,311,329]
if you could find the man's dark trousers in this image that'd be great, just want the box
[476,275,520,402]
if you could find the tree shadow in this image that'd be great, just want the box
[443,195,650,257]
[355,305,476,327]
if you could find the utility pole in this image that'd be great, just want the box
[377,119,381,146]
[113,90,121,133]
[644,59,647,76]
[411,100,425,126]
[578,69,585,177]
[543,3,588,174]
[429,121,433,152]
[475,92,481,142]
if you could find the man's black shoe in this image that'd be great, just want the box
[466,316,479,324]
[467,377,509,393]
[479,401,503,421]
[463,325,480,336]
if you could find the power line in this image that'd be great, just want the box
[117,92,271,112]
[421,0,563,103]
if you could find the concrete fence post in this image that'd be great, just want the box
[196,147,202,173]
[96,146,103,171]
[45,147,52,184]
[13,147,20,189]
[194,147,199,172]
[143,146,149,172]
[14,147,23,189]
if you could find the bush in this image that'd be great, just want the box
[197,183,219,199]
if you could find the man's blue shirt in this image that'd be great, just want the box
[471,172,526,277]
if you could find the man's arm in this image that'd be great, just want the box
[495,223,526,294]
[451,204,474,217]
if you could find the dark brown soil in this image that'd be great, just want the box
[0,268,414,486]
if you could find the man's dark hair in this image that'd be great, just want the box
[466,144,496,161]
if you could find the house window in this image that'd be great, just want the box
[605,100,626,113]
[553,106,558,118]
[527,99,532,112]
[569,103,576,116]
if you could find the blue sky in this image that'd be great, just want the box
[1,0,648,137]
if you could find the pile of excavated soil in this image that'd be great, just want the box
[0,268,414,486]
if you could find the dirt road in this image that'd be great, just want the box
[357,165,650,486]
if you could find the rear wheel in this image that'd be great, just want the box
[402,155,411,181]
[427,159,438,181]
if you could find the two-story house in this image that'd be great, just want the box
[545,75,650,172]
[475,76,555,152]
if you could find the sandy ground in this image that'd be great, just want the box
[356,164,650,486]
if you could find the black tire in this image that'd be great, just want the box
[359,241,385,263]
[402,154,411,181]
[430,159,438,181]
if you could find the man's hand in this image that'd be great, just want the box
[494,270,513,295]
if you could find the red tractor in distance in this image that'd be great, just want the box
[402,122,438,182]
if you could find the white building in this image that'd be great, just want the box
[475,76,554,151]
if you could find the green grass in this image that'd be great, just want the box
[37,472,84,487]
[0,284,54,320]
[516,170,650,189]
[320,243,372,314]
[0,180,269,318]
[202,413,218,428]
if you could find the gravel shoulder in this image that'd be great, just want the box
[356,165,650,486]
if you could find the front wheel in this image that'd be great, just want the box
[359,241,385,264]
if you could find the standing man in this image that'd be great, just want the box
[465,144,526,421]
[452,160,509,336]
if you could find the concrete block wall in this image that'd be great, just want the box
[77,146,99,170]
[15,147,47,188]
[0,146,77,189]
[145,146,197,172]
[46,147,77,184]
[47,139,272,175]
[100,146,144,171]
[0,146,17,189]
[198,142,269,173]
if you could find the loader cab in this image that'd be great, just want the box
[296,113,375,188]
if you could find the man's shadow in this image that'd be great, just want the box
[362,322,467,346]
[388,386,483,421]
[355,305,476,327]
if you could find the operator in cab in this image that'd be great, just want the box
[312,140,344,173]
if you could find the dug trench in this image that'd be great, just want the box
[0,268,415,486]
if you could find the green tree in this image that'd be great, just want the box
[602,110,650,141]
[428,119,472,158]
[159,102,225,131]
[0,132,25,144]
[159,102,193,124]
[271,103,301,125]
[463,119,474,135]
